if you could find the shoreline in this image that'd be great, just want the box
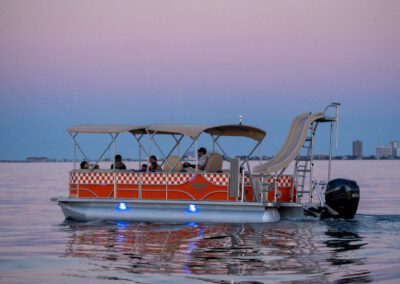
[1,157,400,163]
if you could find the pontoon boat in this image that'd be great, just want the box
[53,103,359,223]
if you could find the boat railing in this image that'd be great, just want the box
[244,172,298,204]
[69,169,236,201]
[69,169,300,205]
[311,180,326,207]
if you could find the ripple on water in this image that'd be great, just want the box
[1,162,400,283]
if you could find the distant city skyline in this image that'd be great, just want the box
[0,1,399,160]
[376,140,400,158]
[0,138,394,162]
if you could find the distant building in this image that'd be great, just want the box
[26,157,49,162]
[376,146,393,158]
[389,141,399,156]
[352,140,363,158]
[314,154,329,160]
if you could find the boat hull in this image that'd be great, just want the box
[54,197,281,223]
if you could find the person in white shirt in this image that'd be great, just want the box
[183,147,208,170]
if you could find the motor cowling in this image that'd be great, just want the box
[324,178,360,219]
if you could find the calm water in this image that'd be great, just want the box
[0,161,399,283]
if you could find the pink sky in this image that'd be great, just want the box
[0,1,399,159]
[2,1,399,89]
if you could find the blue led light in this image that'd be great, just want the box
[188,204,198,213]
[187,221,199,228]
[116,221,127,229]
[117,202,128,211]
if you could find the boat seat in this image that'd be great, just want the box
[163,155,183,172]
[204,153,223,173]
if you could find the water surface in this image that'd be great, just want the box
[0,161,399,283]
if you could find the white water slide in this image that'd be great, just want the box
[253,112,326,175]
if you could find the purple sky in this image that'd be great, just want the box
[0,1,399,160]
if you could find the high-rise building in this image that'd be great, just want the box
[352,140,363,158]
[389,141,399,156]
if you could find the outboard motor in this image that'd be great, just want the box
[324,178,360,219]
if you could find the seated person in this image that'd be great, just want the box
[80,160,99,170]
[111,154,126,170]
[183,147,208,170]
[149,155,161,172]
[138,163,148,172]
[80,160,89,169]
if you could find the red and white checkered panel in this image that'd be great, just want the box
[71,172,194,186]
[244,176,251,185]
[117,173,140,184]
[165,173,193,185]
[140,173,194,185]
[70,172,114,184]
[265,175,293,187]
[141,173,166,185]
[204,173,229,186]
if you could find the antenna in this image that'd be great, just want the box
[239,115,244,125]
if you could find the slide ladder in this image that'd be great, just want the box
[293,121,317,201]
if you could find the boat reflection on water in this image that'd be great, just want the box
[62,220,371,282]
[322,219,372,283]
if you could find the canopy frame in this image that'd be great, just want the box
[69,131,119,170]
[68,123,266,173]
